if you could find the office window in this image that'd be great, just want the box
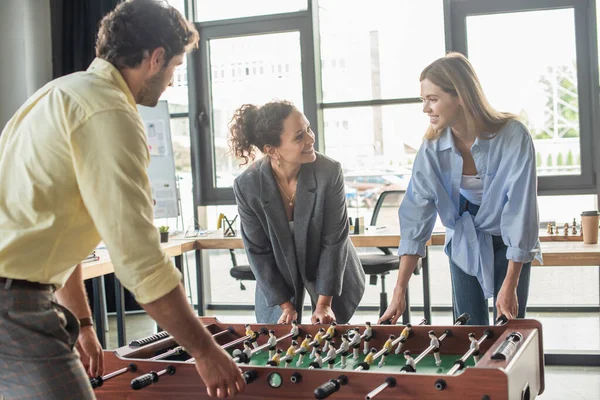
[467,9,581,177]
[195,0,307,22]
[208,32,304,188]
[159,56,189,114]
[318,0,445,103]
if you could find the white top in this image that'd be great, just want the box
[460,175,483,205]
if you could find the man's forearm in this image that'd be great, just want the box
[140,284,216,359]
[55,264,92,319]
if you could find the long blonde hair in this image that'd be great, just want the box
[421,52,516,140]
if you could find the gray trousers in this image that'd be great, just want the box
[0,284,95,399]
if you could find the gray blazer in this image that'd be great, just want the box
[233,153,365,324]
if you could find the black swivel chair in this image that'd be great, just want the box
[357,190,419,322]
[229,249,255,290]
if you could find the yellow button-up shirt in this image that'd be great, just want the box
[0,58,181,304]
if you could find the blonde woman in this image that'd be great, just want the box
[379,53,542,326]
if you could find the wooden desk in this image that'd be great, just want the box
[82,238,198,347]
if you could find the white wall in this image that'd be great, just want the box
[0,0,53,129]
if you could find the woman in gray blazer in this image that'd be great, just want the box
[229,100,366,325]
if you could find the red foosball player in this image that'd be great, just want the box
[429,330,443,367]
[378,334,395,367]
[468,333,480,363]
[402,350,416,372]
[395,323,412,354]
[283,341,298,368]
[297,334,312,366]
[266,349,283,366]
[362,322,373,354]
[245,324,260,349]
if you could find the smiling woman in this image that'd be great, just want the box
[228,100,366,325]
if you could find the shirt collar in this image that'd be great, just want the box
[436,126,493,153]
[436,127,454,152]
[87,58,137,108]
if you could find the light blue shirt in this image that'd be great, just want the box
[398,119,543,298]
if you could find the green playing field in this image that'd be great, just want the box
[234,349,476,374]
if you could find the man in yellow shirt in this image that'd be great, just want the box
[0,1,245,399]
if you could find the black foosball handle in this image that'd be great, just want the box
[131,365,176,390]
[90,376,103,389]
[131,371,159,390]
[314,375,348,399]
[243,370,257,384]
[495,315,508,326]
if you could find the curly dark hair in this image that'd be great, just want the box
[96,0,199,69]
[228,100,297,166]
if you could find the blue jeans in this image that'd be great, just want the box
[447,195,531,325]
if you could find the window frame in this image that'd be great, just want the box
[449,0,600,195]
[189,9,321,205]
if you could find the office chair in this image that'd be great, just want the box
[229,249,255,290]
[357,190,419,321]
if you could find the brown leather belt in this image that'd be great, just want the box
[0,277,55,291]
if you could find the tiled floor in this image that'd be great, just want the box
[104,310,600,400]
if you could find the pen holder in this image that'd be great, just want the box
[218,214,238,237]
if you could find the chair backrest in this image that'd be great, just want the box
[369,190,405,231]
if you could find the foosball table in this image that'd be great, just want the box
[93,315,544,399]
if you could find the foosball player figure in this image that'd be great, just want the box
[468,333,480,363]
[310,328,326,359]
[266,348,283,366]
[364,348,377,366]
[563,222,569,236]
[245,324,260,349]
[401,350,416,373]
[297,334,312,366]
[339,334,350,368]
[242,340,253,363]
[572,218,578,235]
[323,322,337,352]
[349,327,361,359]
[547,222,553,234]
[378,334,395,367]
[363,322,373,354]
[309,350,323,369]
[326,340,337,369]
[284,341,298,368]
[290,320,300,341]
[429,330,443,367]
[267,330,277,359]
[395,323,412,354]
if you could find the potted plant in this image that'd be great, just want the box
[158,225,170,243]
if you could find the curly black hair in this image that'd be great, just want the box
[96,0,199,69]
[228,100,297,166]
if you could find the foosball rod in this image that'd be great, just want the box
[364,377,397,400]
[354,318,429,372]
[224,332,294,364]
[446,315,507,376]
[411,313,470,366]
[91,328,234,388]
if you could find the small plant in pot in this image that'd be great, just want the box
[158,226,170,243]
